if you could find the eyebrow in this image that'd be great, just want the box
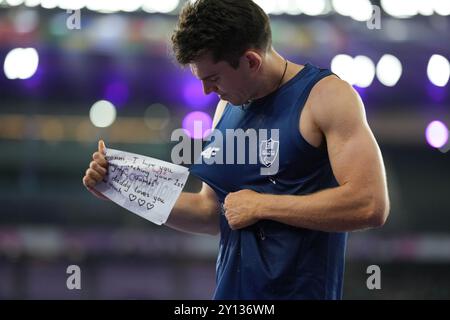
[200,73,219,81]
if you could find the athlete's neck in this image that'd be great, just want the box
[246,49,303,103]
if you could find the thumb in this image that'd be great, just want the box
[98,139,106,155]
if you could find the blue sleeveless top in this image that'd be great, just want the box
[189,63,347,300]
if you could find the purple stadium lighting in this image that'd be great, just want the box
[182,78,218,109]
[104,81,129,107]
[23,65,43,90]
[425,121,448,148]
[426,82,447,103]
[182,111,212,139]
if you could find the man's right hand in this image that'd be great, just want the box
[82,140,110,201]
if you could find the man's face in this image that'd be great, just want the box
[190,53,253,105]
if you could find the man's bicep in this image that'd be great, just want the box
[326,123,386,193]
[313,78,387,194]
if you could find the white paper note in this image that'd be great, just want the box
[94,148,189,225]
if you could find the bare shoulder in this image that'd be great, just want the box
[308,76,367,133]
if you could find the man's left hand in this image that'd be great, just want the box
[223,189,263,230]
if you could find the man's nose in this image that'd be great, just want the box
[202,81,217,95]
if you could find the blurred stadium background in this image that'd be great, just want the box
[0,0,449,299]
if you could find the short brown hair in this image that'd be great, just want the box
[171,0,272,68]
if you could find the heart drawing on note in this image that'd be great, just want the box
[99,147,190,225]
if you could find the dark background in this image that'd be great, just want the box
[0,0,449,299]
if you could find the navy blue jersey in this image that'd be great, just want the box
[189,63,347,299]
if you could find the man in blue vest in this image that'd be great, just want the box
[83,0,389,299]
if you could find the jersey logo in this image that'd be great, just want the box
[201,146,220,159]
[259,138,279,167]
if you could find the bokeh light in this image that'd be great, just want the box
[376,54,403,87]
[182,111,212,139]
[142,0,180,13]
[41,0,58,10]
[353,55,376,88]
[144,103,171,130]
[89,100,117,128]
[425,121,449,148]
[3,48,39,80]
[427,54,450,87]
[331,54,356,85]
[6,0,24,6]
[57,0,86,10]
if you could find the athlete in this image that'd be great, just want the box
[83,0,390,299]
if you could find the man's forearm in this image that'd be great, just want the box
[164,192,220,235]
[257,184,387,232]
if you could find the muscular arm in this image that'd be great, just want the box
[225,79,390,232]
[164,100,228,235]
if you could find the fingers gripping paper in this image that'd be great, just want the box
[94,148,189,225]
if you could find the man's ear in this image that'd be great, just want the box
[243,50,262,72]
